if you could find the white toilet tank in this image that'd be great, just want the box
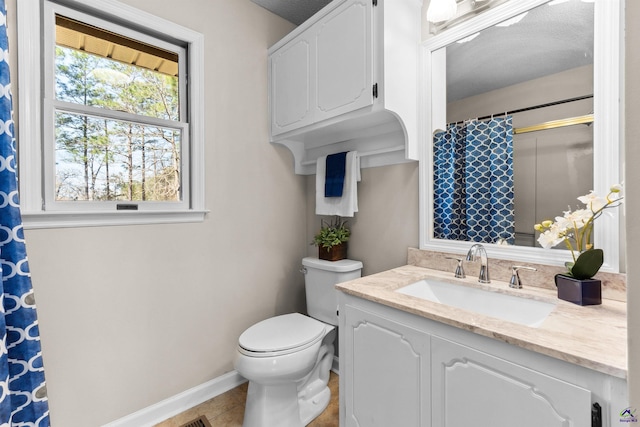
[302,257,363,326]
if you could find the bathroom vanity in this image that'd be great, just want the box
[337,265,628,427]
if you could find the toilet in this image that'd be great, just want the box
[234,257,363,427]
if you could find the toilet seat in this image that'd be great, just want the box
[238,313,327,357]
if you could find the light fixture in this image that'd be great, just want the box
[426,0,457,23]
[427,0,509,33]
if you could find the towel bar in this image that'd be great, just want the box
[301,145,405,167]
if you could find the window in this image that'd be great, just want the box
[17,0,205,228]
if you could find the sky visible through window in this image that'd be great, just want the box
[54,45,181,202]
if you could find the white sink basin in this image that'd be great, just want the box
[396,279,555,328]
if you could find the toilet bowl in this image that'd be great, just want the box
[234,257,362,427]
[235,313,336,426]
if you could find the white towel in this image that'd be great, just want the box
[315,151,360,217]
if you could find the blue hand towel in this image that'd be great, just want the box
[324,151,348,197]
[316,151,360,217]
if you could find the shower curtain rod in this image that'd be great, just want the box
[514,113,593,135]
[448,94,594,134]
[475,94,593,122]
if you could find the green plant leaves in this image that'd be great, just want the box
[570,248,604,280]
[313,216,350,250]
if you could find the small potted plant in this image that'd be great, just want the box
[313,217,350,261]
[534,184,623,305]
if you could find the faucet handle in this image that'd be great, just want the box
[509,265,537,289]
[445,257,466,279]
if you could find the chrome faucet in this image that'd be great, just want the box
[466,244,490,283]
[509,265,537,289]
[445,257,466,279]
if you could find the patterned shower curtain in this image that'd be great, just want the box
[0,2,50,425]
[433,116,515,244]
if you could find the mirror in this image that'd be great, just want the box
[420,0,622,271]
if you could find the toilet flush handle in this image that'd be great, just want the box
[300,266,307,274]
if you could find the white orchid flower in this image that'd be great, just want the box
[564,208,592,228]
[535,184,623,277]
[537,229,564,249]
[577,191,607,213]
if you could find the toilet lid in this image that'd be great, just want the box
[238,313,326,353]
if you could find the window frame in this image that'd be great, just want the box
[17,0,206,228]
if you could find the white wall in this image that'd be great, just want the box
[8,0,303,425]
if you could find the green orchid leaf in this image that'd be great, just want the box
[570,249,604,280]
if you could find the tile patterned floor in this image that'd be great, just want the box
[154,372,339,427]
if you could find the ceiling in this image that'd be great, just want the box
[446,0,594,102]
[250,0,332,25]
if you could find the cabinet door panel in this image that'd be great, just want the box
[270,38,313,135]
[344,305,430,427]
[432,337,591,427]
[315,0,373,119]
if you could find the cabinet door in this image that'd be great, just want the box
[270,36,314,136]
[343,305,430,427]
[431,336,591,427]
[314,0,373,121]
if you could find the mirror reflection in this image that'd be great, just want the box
[433,0,594,247]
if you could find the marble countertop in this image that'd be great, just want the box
[336,264,628,379]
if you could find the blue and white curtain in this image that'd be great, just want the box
[433,116,515,244]
[0,2,50,425]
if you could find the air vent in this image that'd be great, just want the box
[178,415,212,427]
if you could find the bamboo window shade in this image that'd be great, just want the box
[55,15,179,77]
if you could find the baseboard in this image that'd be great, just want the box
[102,370,247,427]
[103,356,340,427]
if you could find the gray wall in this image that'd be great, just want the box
[306,162,420,276]
[625,0,639,409]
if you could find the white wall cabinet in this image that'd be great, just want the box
[315,0,372,119]
[339,293,627,427]
[268,0,421,174]
[271,0,372,136]
[270,37,314,134]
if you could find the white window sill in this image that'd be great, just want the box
[22,210,209,229]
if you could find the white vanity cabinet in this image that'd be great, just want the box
[339,293,627,427]
[431,336,591,426]
[268,0,421,174]
[342,304,431,426]
[270,0,373,136]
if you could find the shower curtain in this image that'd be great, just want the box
[0,2,50,425]
[433,116,515,244]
